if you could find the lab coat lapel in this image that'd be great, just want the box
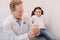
[8,15,21,35]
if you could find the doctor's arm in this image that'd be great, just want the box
[2,23,36,40]
[2,19,39,40]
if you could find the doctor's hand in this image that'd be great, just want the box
[28,31,35,39]
[28,25,40,39]
[32,25,40,35]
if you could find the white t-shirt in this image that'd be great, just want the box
[32,15,46,29]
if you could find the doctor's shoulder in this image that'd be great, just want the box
[2,17,11,30]
[23,14,32,22]
[2,15,14,28]
[23,14,32,26]
[3,17,10,26]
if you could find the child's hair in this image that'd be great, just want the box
[31,7,43,16]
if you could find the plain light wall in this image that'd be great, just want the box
[0,0,60,39]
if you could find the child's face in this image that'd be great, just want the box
[35,9,42,17]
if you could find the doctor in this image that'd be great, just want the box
[2,0,39,40]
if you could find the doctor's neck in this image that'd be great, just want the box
[15,16,22,20]
[15,17,22,20]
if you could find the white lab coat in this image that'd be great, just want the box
[2,14,32,40]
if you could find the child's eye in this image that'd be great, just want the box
[35,12,38,14]
[39,12,41,13]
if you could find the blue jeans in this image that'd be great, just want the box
[36,29,52,40]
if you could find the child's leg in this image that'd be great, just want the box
[40,29,52,40]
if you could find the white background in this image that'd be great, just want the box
[0,0,60,39]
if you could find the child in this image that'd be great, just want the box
[31,7,52,40]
